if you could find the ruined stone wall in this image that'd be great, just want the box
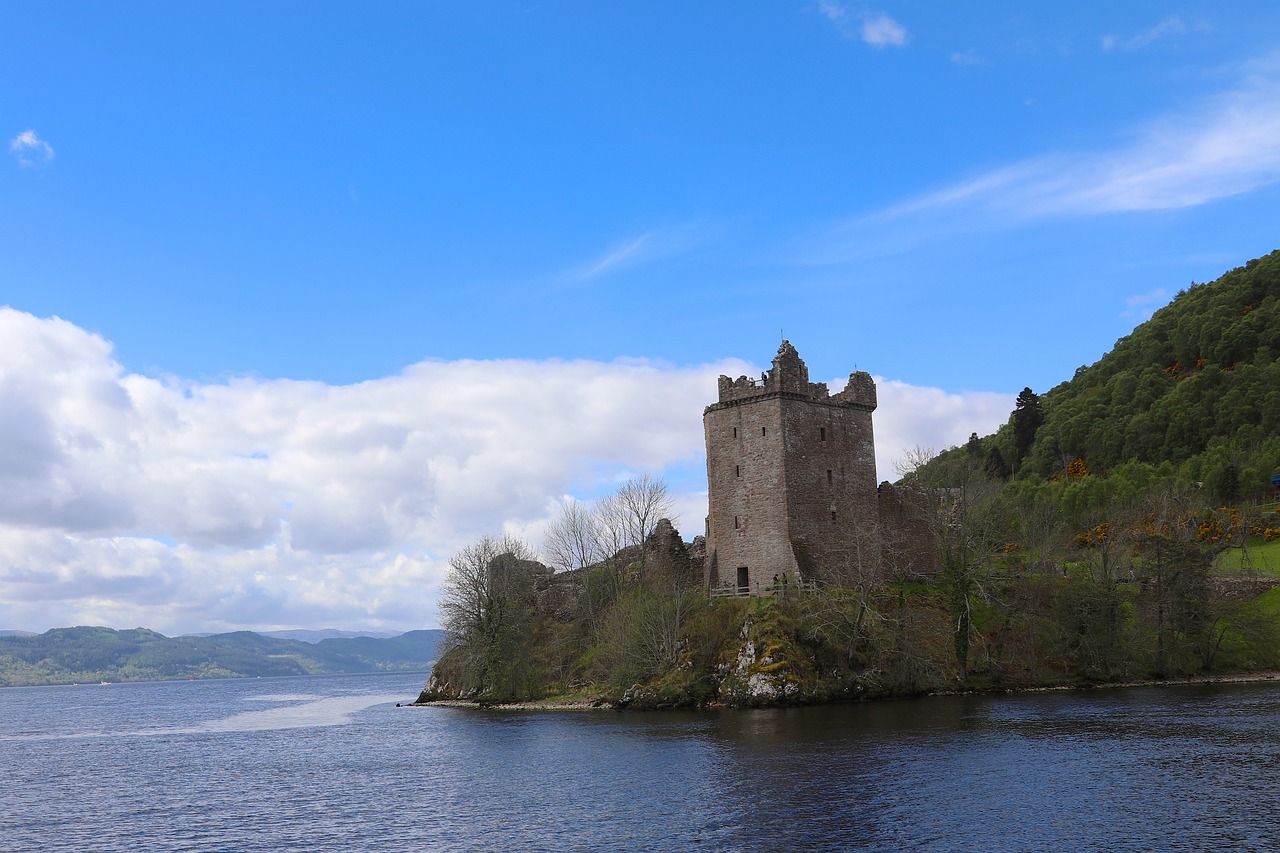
[641,518,702,587]
[876,482,940,577]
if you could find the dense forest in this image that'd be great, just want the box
[0,626,442,687]
[987,249,1280,498]
[421,252,1280,708]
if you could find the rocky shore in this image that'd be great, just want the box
[408,669,1280,711]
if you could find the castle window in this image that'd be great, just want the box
[732,427,737,439]
[827,469,833,484]
[831,510,837,521]
[762,426,767,436]
[735,465,741,478]
[734,516,740,529]
[820,427,826,441]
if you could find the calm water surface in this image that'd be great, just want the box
[2,672,1279,851]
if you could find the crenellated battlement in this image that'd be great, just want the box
[709,340,876,412]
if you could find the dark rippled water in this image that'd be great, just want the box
[3,673,1280,852]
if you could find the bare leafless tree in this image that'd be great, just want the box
[606,473,676,568]
[545,474,677,571]
[543,499,607,572]
[540,474,679,642]
[439,533,536,647]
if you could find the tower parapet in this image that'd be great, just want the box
[710,341,876,411]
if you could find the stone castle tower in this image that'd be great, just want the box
[703,341,881,593]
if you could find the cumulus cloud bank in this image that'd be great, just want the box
[0,309,1009,634]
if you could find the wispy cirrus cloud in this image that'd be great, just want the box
[9,130,55,167]
[803,55,1280,262]
[577,232,655,280]
[563,222,714,282]
[818,2,907,48]
[949,50,985,68]
[1102,16,1206,52]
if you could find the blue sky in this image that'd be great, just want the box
[4,3,1280,634]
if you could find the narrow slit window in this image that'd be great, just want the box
[735,465,741,478]
[762,426,767,436]
[820,427,826,441]
[732,427,738,439]
[734,516,740,529]
[831,510,837,521]
[827,469,833,484]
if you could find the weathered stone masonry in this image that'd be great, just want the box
[703,341,883,593]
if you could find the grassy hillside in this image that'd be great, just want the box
[0,626,443,687]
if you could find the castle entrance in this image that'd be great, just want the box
[736,566,749,594]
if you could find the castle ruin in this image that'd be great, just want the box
[704,341,928,594]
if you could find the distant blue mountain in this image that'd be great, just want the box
[0,626,445,687]
[259,628,403,643]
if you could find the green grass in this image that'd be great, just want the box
[1217,538,1280,577]
[1257,585,1280,619]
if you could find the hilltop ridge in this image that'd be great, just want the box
[0,626,443,687]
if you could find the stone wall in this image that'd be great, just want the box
[876,481,940,577]
[641,518,702,586]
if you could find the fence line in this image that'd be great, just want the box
[709,579,818,599]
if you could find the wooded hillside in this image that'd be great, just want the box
[986,249,1280,499]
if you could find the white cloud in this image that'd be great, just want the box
[867,379,1013,481]
[9,129,55,167]
[862,13,907,48]
[817,0,853,31]
[0,308,744,633]
[950,50,984,67]
[818,2,907,48]
[0,308,1010,634]
[1102,16,1203,52]
[805,55,1280,261]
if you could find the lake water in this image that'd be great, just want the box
[3,672,1279,851]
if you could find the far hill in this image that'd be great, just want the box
[0,626,443,688]
[257,628,403,643]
